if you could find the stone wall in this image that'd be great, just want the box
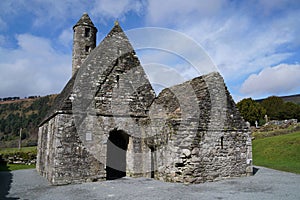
[146,72,252,183]
[37,18,252,185]
[76,113,153,178]
[37,114,105,185]
[72,13,97,75]
[37,72,252,185]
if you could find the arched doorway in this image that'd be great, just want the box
[106,129,129,180]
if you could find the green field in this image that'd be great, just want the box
[0,146,36,171]
[0,146,37,154]
[0,163,35,171]
[252,131,300,174]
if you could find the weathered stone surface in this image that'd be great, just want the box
[72,13,97,75]
[37,13,252,185]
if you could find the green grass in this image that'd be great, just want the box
[0,163,36,171]
[0,146,37,171]
[253,131,300,174]
[0,146,37,154]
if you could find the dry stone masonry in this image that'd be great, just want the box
[37,13,252,185]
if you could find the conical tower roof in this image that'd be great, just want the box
[73,12,96,29]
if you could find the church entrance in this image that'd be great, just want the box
[106,129,129,180]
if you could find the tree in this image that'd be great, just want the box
[261,96,284,120]
[280,102,300,121]
[237,98,266,125]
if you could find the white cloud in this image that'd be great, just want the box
[0,1,299,100]
[240,64,300,98]
[29,0,88,28]
[146,0,227,25]
[0,0,88,31]
[186,11,299,77]
[127,27,217,77]
[58,28,73,49]
[91,0,144,21]
[0,34,71,97]
[143,1,300,88]
[0,0,145,30]
[143,63,186,94]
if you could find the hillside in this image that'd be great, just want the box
[280,94,300,105]
[256,94,300,105]
[0,95,56,148]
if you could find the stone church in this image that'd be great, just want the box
[37,13,252,185]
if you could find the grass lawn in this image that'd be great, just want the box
[0,146,37,171]
[0,163,35,171]
[252,131,300,174]
[0,146,37,154]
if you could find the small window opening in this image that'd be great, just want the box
[85,28,90,37]
[85,46,90,52]
[150,147,155,178]
[220,136,224,149]
[116,75,120,88]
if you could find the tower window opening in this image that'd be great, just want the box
[116,75,120,88]
[220,136,224,149]
[85,46,90,52]
[85,28,90,37]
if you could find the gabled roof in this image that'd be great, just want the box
[40,21,154,125]
[153,72,248,131]
[72,21,155,117]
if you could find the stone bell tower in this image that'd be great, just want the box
[72,13,97,75]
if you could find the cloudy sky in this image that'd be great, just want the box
[0,0,300,101]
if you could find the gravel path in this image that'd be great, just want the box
[1,166,299,200]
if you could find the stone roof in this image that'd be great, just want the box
[73,22,155,117]
[152,72,247,130]
[40,19,245,130]
[40,22,154,125]
[73,13,96,29]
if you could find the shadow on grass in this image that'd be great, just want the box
[0,155,19,200]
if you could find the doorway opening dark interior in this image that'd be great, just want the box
[106,129,129,180]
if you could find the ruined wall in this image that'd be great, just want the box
[147,72,252,183]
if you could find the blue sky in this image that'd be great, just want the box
[0,0,300,102]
